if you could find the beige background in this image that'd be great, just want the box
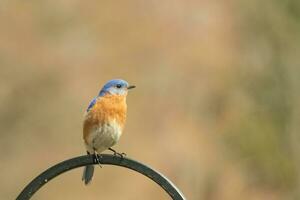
[0,0,299,199]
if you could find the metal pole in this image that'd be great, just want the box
[16,154,186,200]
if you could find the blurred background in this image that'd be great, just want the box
[0,0,299,199]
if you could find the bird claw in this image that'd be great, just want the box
[114,152,126,158]
[94,152,102,168]
[108,148,126,158]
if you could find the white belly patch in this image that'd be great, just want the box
[86,119,122,153]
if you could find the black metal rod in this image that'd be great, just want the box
[16,154,186,200]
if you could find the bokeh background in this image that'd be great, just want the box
[1,0,299,199]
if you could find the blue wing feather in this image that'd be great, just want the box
[86,97,97,112]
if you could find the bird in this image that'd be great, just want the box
[82,79,135,185]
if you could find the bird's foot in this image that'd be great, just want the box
[108,148,126,158]
[94,152,102,168]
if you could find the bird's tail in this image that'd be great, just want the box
[82,165,94,185]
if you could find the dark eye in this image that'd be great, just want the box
[116,84,122,88]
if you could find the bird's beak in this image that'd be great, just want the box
[127,85,136,90]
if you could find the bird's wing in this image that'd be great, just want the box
[86,97,97,112]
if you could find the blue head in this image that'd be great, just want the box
[98,79,135,97]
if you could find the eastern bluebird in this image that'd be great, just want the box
[82,79,135,185]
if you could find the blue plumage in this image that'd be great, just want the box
[82,78,135,185]
[99,79,129,96]
[86,97,97,112]
[87,79,130,112]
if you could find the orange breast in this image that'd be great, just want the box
[83,95,127,143]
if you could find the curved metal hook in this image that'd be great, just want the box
[16,154,186,200]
